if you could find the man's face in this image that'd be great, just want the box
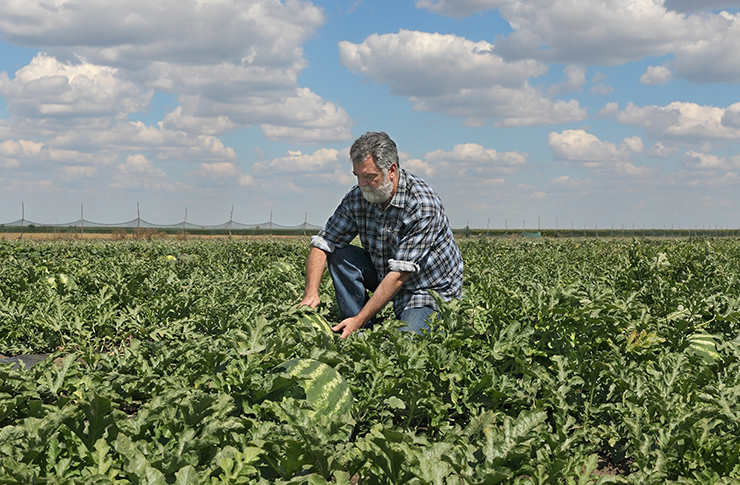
[353,154,395,204]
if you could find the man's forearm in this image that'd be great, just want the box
[355,270,411,326]
[301,247,327,306]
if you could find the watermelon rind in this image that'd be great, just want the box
[273,358,352,418]
[299,312,334,335]
[688,332,721,364]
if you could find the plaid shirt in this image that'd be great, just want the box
[312,169,463,314]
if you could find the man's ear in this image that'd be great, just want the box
[388,162,397,179]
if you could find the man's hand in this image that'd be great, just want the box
[330,270,412,339]
[332,316,365,339]
[299,294,321,309]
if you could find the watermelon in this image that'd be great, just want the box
[688,332,721,364]
[45,273,76,292]
[272,358,352,418]
[298,312,334,335]
[272,261,295,274]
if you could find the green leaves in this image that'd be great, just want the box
[1,238,740,483]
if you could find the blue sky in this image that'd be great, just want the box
[1,0,739,230]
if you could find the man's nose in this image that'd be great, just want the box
[358,178,369,187]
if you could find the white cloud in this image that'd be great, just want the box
[0,0,324,68]
[640,65,673,85]
[549,64,586,94]
[646,142,680,159]
[340,30,546,94]
[598,102,620,118]
[549,175,592,191]
[671,11,740,83]
[0,137,114,171]
[424,143,528,177]
[189,162,253,187]
[401,156,435,178]
[111,154,175,190]
[61,165,98,181]
[161,107,235,136]
[253,148,346,176]
[485,0,740,83]
[0,139,43,158]
[0,53,152,124]
[664,0,740,13]
[681,150,740,171]
[0,0,354,145]
[415,0,509,18]
[616,101,740,141]
[589,72,614,95]
[548,129,646,175]
[722,102,740,128]
[179,87,354,144]
[414,83,586,126]
[494,0,692,65]
[47,121,237,163]
[339,29,585,126]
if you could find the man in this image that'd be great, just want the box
[299,132,463,338]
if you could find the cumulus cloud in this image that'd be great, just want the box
[548,129,648,176]
[340,30,546,94]
[640,65,673,85]
[549,64,586,94]
[0,0,354,145]
[0,137,115,171]
[189,162,253,187]
[401,156,435,178]
[589,72,614,95]
[646,142,680,159]
[61,165,98,181]
[664,0,740,14]
[111,154,175,190]
[339,30,586,126]
[468,0,740,84]
[0,139,43,159]
[598,102,620,118]
[0,53,152,124]
[424,143,528,177]
[616,101,740,141]
[681,150,740,171]
[722,102,740,128]
[549,175,593,190]
[494,0,692,65]
[415,0,509,18]
[0,0,323,68]
[253,148,346,176]
[48,121,237,163]
[161,107,235,136]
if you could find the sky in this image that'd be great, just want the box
[1,0,740,230]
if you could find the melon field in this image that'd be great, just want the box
[1,237,739,484]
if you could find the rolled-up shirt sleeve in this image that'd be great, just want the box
[311,191,358,253]
[388,259,420,272]
[310,234,335,253]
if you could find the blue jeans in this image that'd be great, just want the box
[327,245,437,334]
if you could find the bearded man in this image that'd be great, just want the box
[299,131,464,338]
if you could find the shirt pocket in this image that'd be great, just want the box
[381,222,403,251]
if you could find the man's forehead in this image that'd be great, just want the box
[353,154,379,171]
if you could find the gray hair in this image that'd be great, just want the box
[350,131,399,172]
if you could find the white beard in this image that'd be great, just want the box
[360,173,394,204]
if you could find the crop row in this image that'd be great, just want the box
[1,238,739,484]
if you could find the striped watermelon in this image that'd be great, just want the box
[688,332,721,364]
[273,358,353,418]
[298,312,334,335]
[272,261,295,274]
